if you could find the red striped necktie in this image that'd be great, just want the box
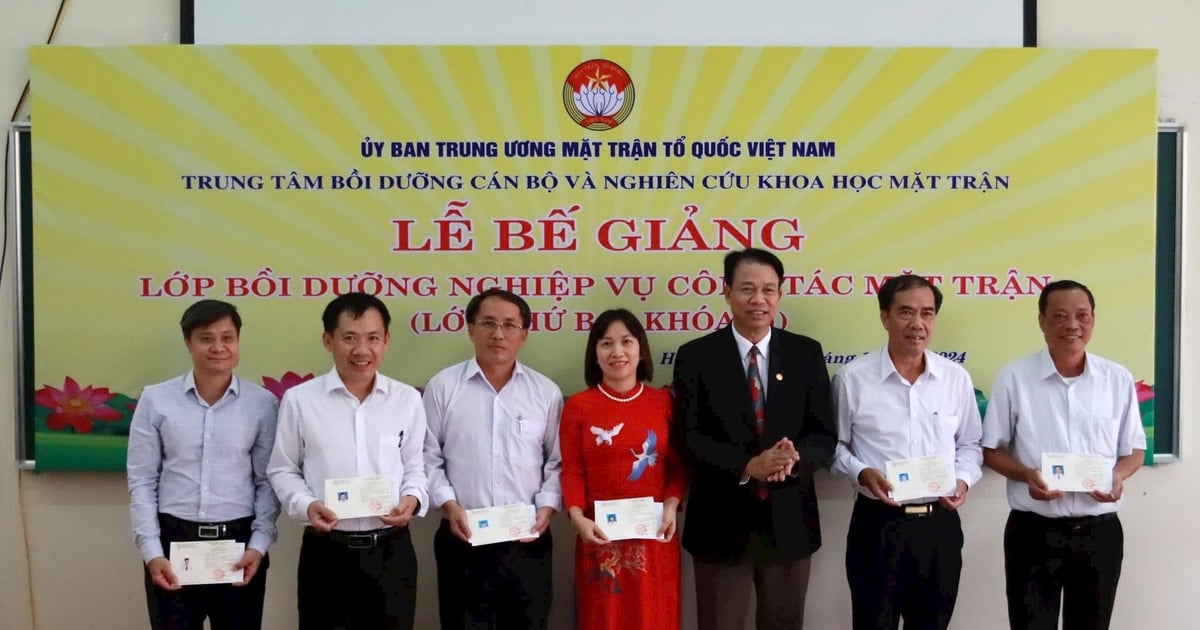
[748,346,768,500]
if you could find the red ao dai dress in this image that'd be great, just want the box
[560,384,689,630]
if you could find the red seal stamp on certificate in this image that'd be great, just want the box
[635,523,648,535]
[563,59,635,131]
[509,525,522,537]
[212,568,225,581]
[369,499,382,513]
[1082,478,1095,490]
[928,481,940,493]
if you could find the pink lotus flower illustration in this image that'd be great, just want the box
[1135,380,1154,404]
[34,376,123,433]
[263,371,314,400]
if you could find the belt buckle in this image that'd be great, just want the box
[903,504,932,517]
[346,533,376,549]
[197,524,225,539]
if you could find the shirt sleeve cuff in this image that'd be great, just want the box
[956,469,980,488]
[401,486,429,517]
[290,493,319,522]
[847,461,870,492]
[140,541,165,564]
[247,532,273,556]
[429,486,457,511]
[980,435,1004,450]
[534,492,562,511]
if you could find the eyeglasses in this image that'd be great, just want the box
[473,319,525,335]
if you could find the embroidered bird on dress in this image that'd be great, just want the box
[628,429,658,481]
[590,422,624,446]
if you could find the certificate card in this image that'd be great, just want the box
[467,503,538,546]
[325,475,392,519]
[1042,453,1113,493]
[886,455,955,502]
[170,540,244,585]
[595,497,664,541]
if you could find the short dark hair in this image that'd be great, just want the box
[723,248,784,286]
[465,288,532,330]
[322,292,391,333]
[584,309,654,387]
[180,300,242,339]
[877,275,943,313]
[1038,279,1095,314]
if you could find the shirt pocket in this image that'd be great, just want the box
[378,434,404,473]
[936,412,960,428]
[504,401,547,439]
[1085,416,1120,458]
[928,412,960,456]
[498,400,548,467]
[520,414,548,438]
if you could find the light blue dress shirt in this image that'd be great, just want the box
[127,371,280,563]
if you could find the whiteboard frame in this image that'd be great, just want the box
[182,0,1037,47]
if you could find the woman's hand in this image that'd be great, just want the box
[658,497,681,542]
[569,509,611,545]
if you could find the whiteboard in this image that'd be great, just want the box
[189,0,1028,47]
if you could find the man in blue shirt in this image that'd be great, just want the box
[128,300,280,629]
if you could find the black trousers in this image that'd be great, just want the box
[297,526,417,630]
[1003,510,1124,630]
[144,514,266,630]
[434,520,553,630]
[845,498,963,630]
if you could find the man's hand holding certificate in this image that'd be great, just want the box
[885,455,956,502]
[467,503,538,546]
[325,475,393,519]
[1041,453,1113,493]
[169,541,245,586]
[594,497,664,541]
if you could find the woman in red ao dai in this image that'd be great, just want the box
[560,309,689,630]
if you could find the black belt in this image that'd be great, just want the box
[159,514,254,540]
[306,526,403,549]
[1012,510,1118,531]
[856,495,948,518]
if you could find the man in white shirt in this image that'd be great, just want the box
[127,299,279,629]
[268,292,429,630]
[983,280,1145,629]
[423,288,563,630]
[832,274,982,629]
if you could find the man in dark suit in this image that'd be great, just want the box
[674,248,836,630]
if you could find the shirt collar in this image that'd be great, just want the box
[324,366,388,397]
[1036,347,1093,381]
[465,357,526,382]
[877,347,943,384]
[730,326,771,360]
[182,370,239,398]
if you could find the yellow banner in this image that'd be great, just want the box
[29,46,1157,469]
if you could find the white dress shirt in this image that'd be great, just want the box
[832,348,983,502]
[268,368,429,532]
[982,349,1146,517]
[423,358,563,512]
[127,372,280,563]
[731,326,772,399]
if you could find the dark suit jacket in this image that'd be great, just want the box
[674,326,835,561]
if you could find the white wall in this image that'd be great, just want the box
[2,1,1197,628]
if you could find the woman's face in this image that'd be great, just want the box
[595,320,640,386]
